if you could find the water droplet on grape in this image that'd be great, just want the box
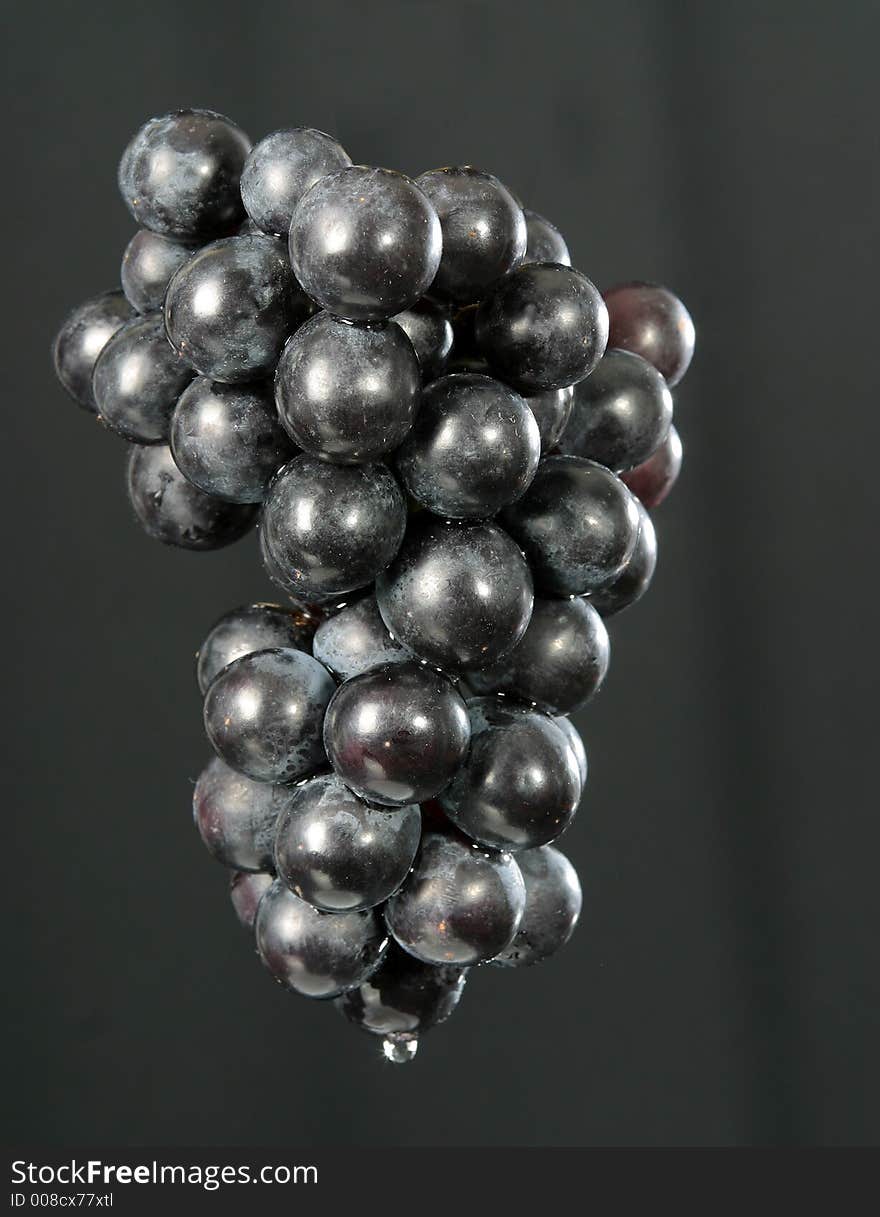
[381,1033,418,1064]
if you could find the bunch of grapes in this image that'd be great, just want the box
[53,109,694,1062]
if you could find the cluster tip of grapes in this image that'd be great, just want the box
[53,109,695,1062]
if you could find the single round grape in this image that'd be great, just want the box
[604,281,695,386]
[553,716,588,789]
[392,299,453,381]
[258,526,364,611]
[323,661,470,806]
[396,373,540,519]
[523,210,570,266]
[92,315,194,443]
[524,385,574,454]
[193,754,297,871]
[52,291,134,411]
[312,595,407,681]
[275,773,421,912]
[275,312,420,463]
[260,454,407,598]
[203,647,335,784]
[229,870,273,930]
[415,166,526,303]
[126,444,257,549]
[289,166,441,321]
[196,602,319,694]
[439,699,581,850]
[335,942,466,1036]
[621,423,683,509]
[466,596,610,715]
[587,500,657,618]
[493,845,582,967]
[475,262,608,392]
[376,516,534,670]
[170,376,295,503]
[118,109,250,239]
[385,831,525,965]
[240,127,351,237]
[500,455,639,595]
[164,233,311,383]
[562,348,673,473]
[121,230,198,313]
[255,879,387,998]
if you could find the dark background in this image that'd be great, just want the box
[3,0,878,1147]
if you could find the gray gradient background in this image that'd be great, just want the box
[3,0,878,1146]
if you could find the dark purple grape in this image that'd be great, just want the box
[274,312,420,462]
[523,210,570,266]
[275,773,421,912]
[121,230,198,313]
[553,716,588,788]
[170,376,296,502]
[587,500,657,617]
[524,385,574,454]
[193,754,296,871]
[335,942,466,1036]
[604,281,695,386]
[196,602,319,694]
[229,870,273,930]
[117,109,250,240]
[126,444,257,549]
[52,291,134,411]
[240,127,351,237]
[92,315,194,443]
[260,454,407,598]
[475,263,608,392]
[376,516,533,670]
[311,595,407,681]
[562,348,672,473]
[439,699,581,850]
[391,298,453,381]
[289,166,441,321]
[493,844,582,967]
[396,373,540,520]
[466,596,609,715]
[164,233,311,383]
[203,647,335,784]
[323,662,470,806]
[255,879,388,998]
[415,166,526,303]
[500,455,639,595]
[385,831,525,965]
[621,424,683,508]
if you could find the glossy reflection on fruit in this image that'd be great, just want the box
[475,263,608,392]
[562,348,672,473]
[604,281,695,386]
[312,595,408,680]
[255,879,387,998]
[416,166,526,303]
[196,602,319,693]
[466,596,609,715]
[323,661,470,806]
[553,716,588,789]
[126,444,258,549]
[240,127,351,237]
[52,291,134,411]
[193,754,297,871]
[621,424,683,509]
[229,870,274,930]
[203,647,335,783]
[396,373,540,519]
[275,773,421,912]
[260,455,407,597]
[376,516,533,670]
[121,230,198,314]
[588,500,657,618]
[500,455,639,595]
[523,210,570,266]
[523,385,574,454]
[165,234,311,382]
[392,298,454,381]
[170,376,296,502]
[118,109,250,239]
[275,313,420,462]
[289,166,441,321]
[493,845,582,967]
[336,942,466,1036]
[93,315,194,443]
[385,831,525,965]
[439,699,582,850]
